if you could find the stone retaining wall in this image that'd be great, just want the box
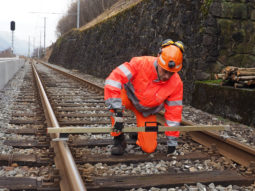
[49,0,255,105]
[191,82,255,126]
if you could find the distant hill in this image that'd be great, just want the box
[0,31,27,56]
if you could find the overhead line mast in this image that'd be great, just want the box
[29,2,80,55]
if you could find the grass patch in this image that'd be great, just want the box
[195,79,223,85]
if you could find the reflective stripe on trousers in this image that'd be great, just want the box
[167,136,178,146]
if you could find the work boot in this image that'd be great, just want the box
[111,134,126,155]
[167,146,176,154]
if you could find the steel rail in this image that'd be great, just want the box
[39,61,255,168]
[180,119,255,168]
[31,63,86,191]
[39,60,103,94]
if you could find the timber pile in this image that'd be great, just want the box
[215,66,255,88]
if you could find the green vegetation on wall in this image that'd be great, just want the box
[201,0,213,17]
[195,79,222,85]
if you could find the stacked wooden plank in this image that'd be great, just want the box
[215,66,255,88]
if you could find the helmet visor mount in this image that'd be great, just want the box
[168,61,175,68]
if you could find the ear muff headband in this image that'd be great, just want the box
[159,39,184,55]
[158,39,174,55]
[161,39,174,48]
[174,41,184,53]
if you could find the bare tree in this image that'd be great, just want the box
[32,47,44,58]
[0,48,15,57]
[56,0,118,36]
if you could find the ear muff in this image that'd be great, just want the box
[161,39,174,48]
[174,41,184,53]
[158,48,162,55]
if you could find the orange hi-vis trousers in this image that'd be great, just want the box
[110,89,157,153]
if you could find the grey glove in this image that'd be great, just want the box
[113,109,124,132]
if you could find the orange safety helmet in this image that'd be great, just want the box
[158,40,184,73]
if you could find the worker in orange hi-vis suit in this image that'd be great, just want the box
[104,39,184,155]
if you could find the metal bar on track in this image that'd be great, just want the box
[47,125,228,134]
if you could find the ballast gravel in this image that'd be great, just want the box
[0,61,254,191]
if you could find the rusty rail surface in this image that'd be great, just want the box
[39,60,255,169]
[181,119,255,168]
[31,63,86,191]
[39,61,103,94]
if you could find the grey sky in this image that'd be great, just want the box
[0,0,74,48]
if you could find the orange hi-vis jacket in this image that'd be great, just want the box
[104,56,183,137]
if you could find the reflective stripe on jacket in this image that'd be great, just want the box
[104,56,183,137]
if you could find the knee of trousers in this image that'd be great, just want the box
[137,132,157,153]
[140,143,157,153]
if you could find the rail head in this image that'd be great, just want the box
[31,62,87,191]
[39,61,104,95]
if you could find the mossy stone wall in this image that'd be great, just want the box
[214,1,255,68]
[191,82,255,126]
[49,0,255,105]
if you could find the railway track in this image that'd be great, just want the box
[0,59,254,190]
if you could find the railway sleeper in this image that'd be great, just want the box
[0,153,53,166]
[0,177,59,190]
[68,137,171,147]
[85,170,255,190]
[4,140,49,148]
[74,152,210,165]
